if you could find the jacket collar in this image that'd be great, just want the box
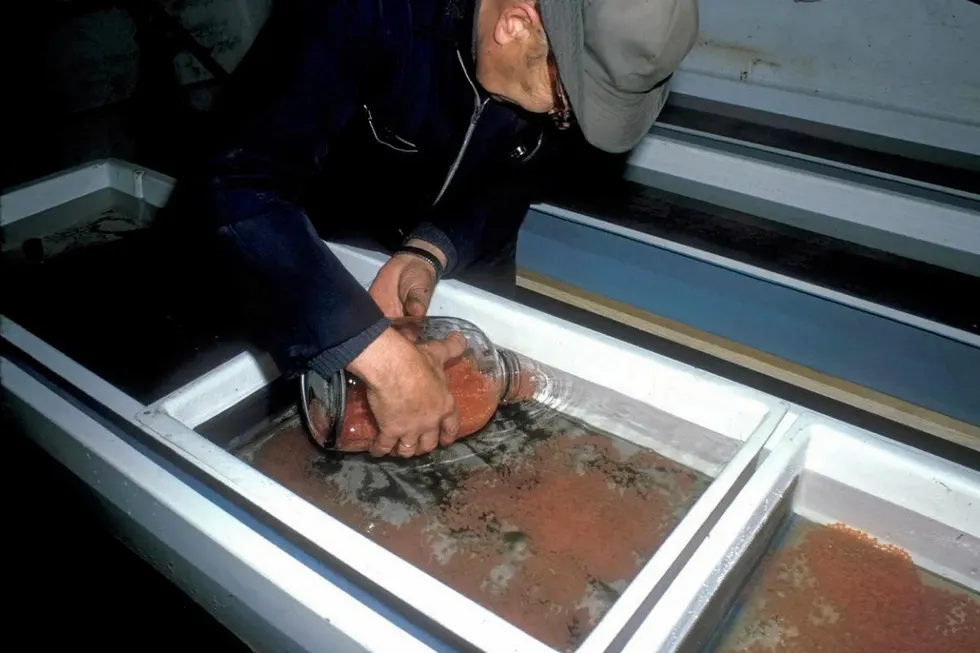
[421,0,479,54]
[468,0,481,63]
[419,0,484,97]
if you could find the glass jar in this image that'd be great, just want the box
[299,316,548,452]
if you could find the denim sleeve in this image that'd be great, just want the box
[214,204,389,379]
[193,0,390,378]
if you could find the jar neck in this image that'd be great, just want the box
[498,348,523,404]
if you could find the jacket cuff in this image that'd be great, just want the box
[307,317,390,379]
[406,222,458,275]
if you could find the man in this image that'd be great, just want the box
[171,0,697,458]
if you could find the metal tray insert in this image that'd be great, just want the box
[620,416,980,653]
[136,243,789,653]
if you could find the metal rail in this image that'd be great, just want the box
[528,203,980,350]
[608,126,980,277]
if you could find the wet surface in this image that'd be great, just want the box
[711,517,980,653]
[243,402,713,652]
[3,222,251,404]
[1,188,152,263]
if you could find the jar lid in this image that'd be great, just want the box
[299,369,347,449]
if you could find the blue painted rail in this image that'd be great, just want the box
[516,209,980,428]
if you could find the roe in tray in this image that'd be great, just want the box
[713,517,980,653]
[243,400,714,652]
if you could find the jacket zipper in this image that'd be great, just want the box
[432,49,489,207]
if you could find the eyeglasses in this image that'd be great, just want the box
[547,52,573,130]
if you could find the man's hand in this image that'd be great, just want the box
[348,326,466,457]
[369,239,447,318]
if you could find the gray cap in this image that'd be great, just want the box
[539,0,699,153]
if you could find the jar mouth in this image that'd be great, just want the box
[300,369,347,449]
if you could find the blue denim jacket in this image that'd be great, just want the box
[180,0,555,379]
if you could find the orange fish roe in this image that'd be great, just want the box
[251,423,710,652]
[334,356,498,453]
[717,520,980,653]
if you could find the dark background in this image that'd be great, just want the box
[3,1,977,649]
[5,2,272,648]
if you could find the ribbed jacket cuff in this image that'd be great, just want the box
[307,317,390,379]
[406,222,458,275]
